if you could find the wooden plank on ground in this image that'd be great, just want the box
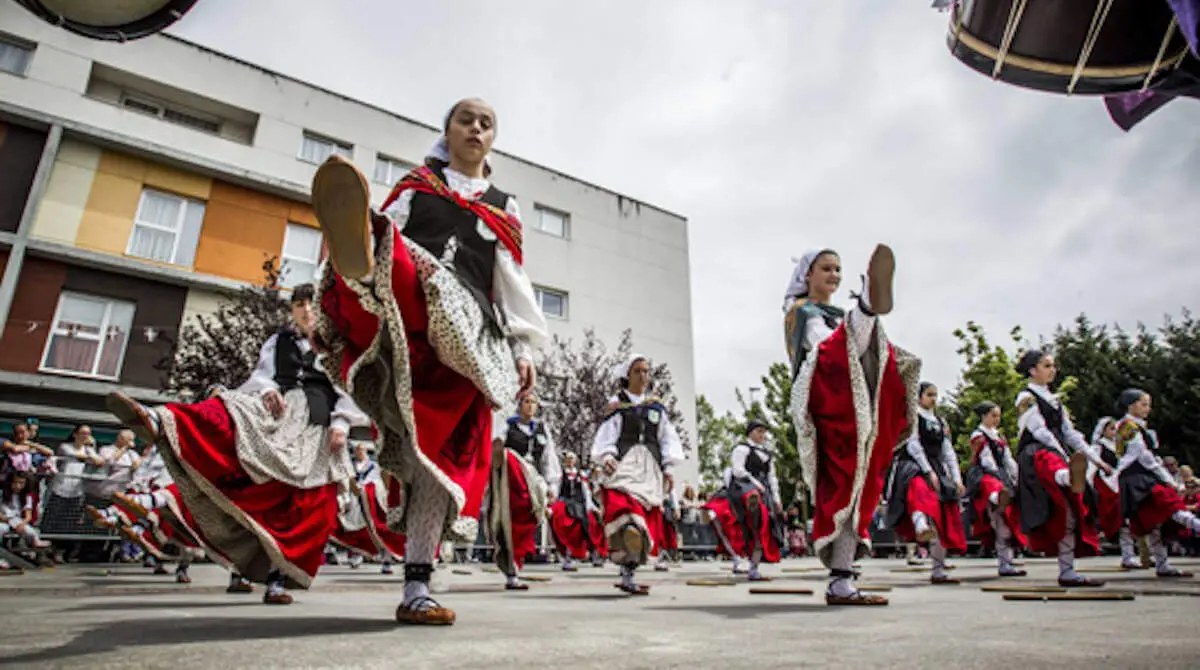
[749,587,814,595]
[1002,592,1134,602]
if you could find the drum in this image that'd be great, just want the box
[14,0,201,42]
[946,0,1191,95]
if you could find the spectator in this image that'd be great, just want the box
[2,423,54,479]
[680,485,701,525]
[1,472,50,548]
[42,425,104,541]
[1162,456,1184,489]
[89,430,142,501]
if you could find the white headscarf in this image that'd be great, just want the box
[1091,416,1116,445]
[782,248,835,311]
[614,353,648,384]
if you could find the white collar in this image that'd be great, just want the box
[1125,414,1146,428]
[976,424,1000,440]
[918,407,939,421]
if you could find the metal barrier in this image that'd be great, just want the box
[3,456,141,542]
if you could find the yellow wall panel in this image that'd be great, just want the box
[29,140,101,244]
[193,198,286,284]
[95,150,147,182]
[288,202,318,227]
[144,164,211,201]
[210,180,290,219]
[75,172,140,255]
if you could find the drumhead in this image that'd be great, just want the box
[14,0,201,42]
[946,0,1191,95]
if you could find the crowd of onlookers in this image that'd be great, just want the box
[1,419,150,566]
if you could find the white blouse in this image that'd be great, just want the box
[239,332,371,436]
[1016,384,1102,466]
[905,408,963,486]
[729,442,782,503]
[971,425,1018,482]
[508,419,563,498]
[591,391,685,475]
[1116,415,1175,486]
[383,167,549,360]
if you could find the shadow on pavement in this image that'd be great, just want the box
[647,603,834,619]
[0,616,398,665]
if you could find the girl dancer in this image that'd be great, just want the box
[1013,350,1112,587]
[785,245,921,606]
[1114,389,1200,578]
[707,420,784,581]
[490,395,562,590]
[1089,417,1136,568]
[311,98,547,624]
[964,401,1026,577]
[591,354,685,595]
[884,383,966,585]
[549,451,605,569]
[107,284,371,605]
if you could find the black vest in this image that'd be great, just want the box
[743,443,772,483]
[403,167,509,327]
[1018,390,1065,450]
[505,420,548,467]
[901,413,947,471]
[273,328,337,427]
[974,431,1008,469]
[1100,444,1119,469]
[560,472,586,502]
[613,391,663,466]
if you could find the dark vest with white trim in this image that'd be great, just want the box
[272,327,337,427]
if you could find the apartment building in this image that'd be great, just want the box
[0,4,697,481]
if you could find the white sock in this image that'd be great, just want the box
[1119,527,1139,565]
[621,565,635,588]
[403,580,430,606]
[912,511,931,536]
[506,574,520,587]
[930,539,948,579]
[1058,510,1078,579]
[1147,529,1173,573]
[1172,510,1200,534]
[988,491,1000,506]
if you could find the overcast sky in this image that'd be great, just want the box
[173,0,1199,414]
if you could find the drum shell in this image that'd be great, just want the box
[15,0,201,42]
[947,0,1189,95]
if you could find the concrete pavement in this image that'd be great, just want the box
[1,556,1198,669]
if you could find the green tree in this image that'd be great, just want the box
[695,394,737,494]
[942,321,1027,466]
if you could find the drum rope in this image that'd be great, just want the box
[993,0,1029,78]
[1068,0,1115,94]
[1143,17,1180,91]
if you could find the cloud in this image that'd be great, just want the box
[173,0,1200,412]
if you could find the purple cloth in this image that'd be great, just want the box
[1103,1,1200,131]
[1168,0,1200,56]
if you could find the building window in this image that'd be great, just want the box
[373,155,414,185]
[0,36,33,76]
[279,223,323,289]
[120,94,221,134]
[299,133,352,164]
[40,292,137,381]
[127,188,206,267]
[533,205,569,239]
[534,286,569,320]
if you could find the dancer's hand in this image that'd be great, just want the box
[263,390,286,419]
[956,483,966,498]
[663,473,674,492]
[516,359,536,399]
[928,472,941,493]
[1100,462,1115,476]
[327,428,347,452]
[603,456,617,476]
[773,500,784,515]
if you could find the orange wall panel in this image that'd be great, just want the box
[209,180,290,219]
[288,202,318,228]
[193,198,286,284]
[75,171,141,255]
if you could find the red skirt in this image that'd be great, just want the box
[894,475,967,553]
[702,491,781,561]
[1129,483,1187,538]
[166,398,339,582]
[333,482,407,560]
[809,325,910,548]
[503,451,541,570]
[1028,450,1099,557]
[702,496,744,558]
[549,499,604,559]
[602,489,666,556]
[970,474,1026,549]
[320,226,492,523]
[1093,477,1123,539]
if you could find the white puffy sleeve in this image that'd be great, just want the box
[540,427,562,499]
[1017,391,1065,454]
[591,400,622,464]
[905,431,933,473]
[330,386,371,436]
[493,198,549,361]
[658,412,684,475]
[1061,411,1105,466]
[803,312,834,356]
[940,425,962,487]
[729,444,757,486]
[237,333,280,395]
[767,455,781,504]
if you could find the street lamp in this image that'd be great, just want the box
[748,386,762,408]
[13,0,200,42]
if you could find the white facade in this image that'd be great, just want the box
[0,4,698,483]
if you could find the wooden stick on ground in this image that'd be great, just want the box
[687,579,738,587]
[857,585,892,592]
[980,586,1066,593]
[1002,592,1135,602]
[749,587,815,595]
